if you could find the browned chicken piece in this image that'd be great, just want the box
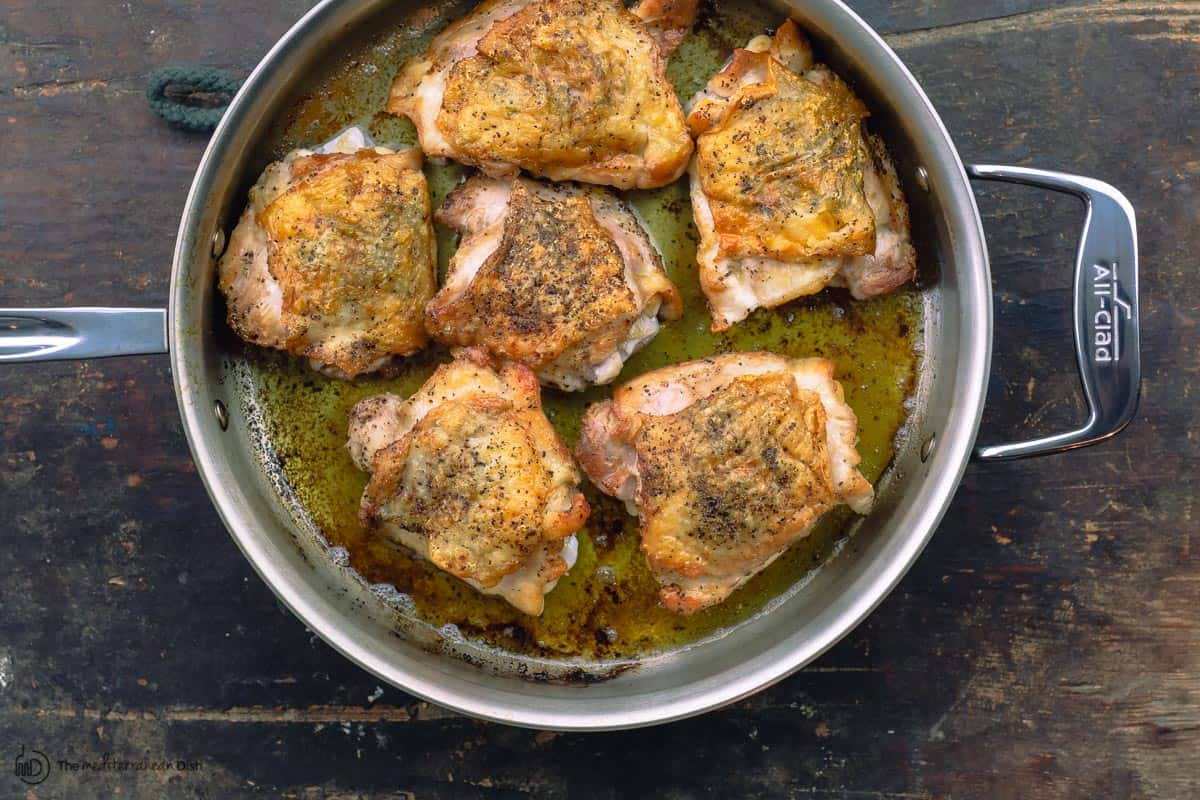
[217,129,436,378]
[347,348,590,616]
[387,0,697,190]
[426,175,682,391]
[632,0,700,53]
[576,352,873,614]
[686,21,917,331]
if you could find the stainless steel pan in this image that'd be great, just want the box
[0,0,1140,730]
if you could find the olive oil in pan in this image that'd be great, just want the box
[240,0,924,660]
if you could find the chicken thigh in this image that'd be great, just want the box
[576,352,873,614]
[348,348,590,616]
[218,128,436,378]
[388,0,697,189]
[426,175,682,391]
[687,21,916,331]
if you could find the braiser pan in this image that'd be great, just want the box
[0,0,1139,729]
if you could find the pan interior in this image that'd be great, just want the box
[218,0,928,673]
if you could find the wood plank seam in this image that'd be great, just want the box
[884,1,1200,47]
[12,704,462,724]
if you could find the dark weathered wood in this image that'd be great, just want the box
[2,1,1198,797]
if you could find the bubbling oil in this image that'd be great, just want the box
[240,0,924,660]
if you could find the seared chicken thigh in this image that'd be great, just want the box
[576,352,873,614]
[218,128,436,378]
[388,0,697,189]
[348,348,590,616]
[687,22,916,331]
[427,175,682,391]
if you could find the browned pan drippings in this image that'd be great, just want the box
[231,0,924,661]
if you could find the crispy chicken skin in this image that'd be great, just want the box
[576,352,873,614]
[632,0,699,53]
[387,0,697,190]
[218,136,436,378]
[686,21,916,331]
[427,175,682,391]
[347,348,589,616]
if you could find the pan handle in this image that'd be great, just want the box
[0,308,168,363]
[968,165,1140,461]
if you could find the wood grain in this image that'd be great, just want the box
[2,1,1198,797]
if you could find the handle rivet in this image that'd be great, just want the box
[920,433,936,462]
[916,166,930,192]
[214,399,230,431]
[211,229,226,258]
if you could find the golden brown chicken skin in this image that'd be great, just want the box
[576,352,873,614]
[347,349,590,616]
[427,175,682,391]
[388,0,697,190]
[218,141,436,378]
[687,21,916,331]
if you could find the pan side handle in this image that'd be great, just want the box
[969,165,1141,461]
[0,308,168,363]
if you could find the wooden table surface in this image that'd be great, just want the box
[2,1,1197,797]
